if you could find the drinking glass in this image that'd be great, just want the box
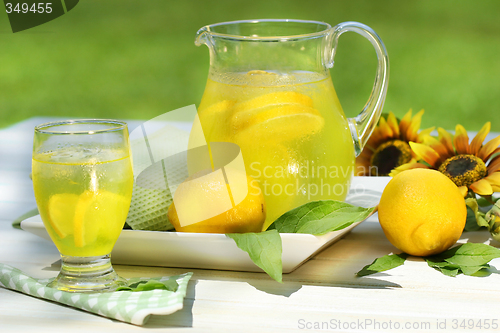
[32,119,134,292]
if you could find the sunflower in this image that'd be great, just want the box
[391,122,500,197]
[355,109,434,176]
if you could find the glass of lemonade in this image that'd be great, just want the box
[32,119,133,292]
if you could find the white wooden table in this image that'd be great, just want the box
[1,117,500,332]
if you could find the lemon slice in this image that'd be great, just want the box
[74,190,130,248]
[230,91,324,141]
[199,99,236,115]
[234,91,314,113]
[47,193,79,239]
[232,104,324,142]
[232,104,321,131]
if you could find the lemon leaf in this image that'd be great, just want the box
[269,200,375,235]
[425,256,461,276]
[227,201,373,282]
[465,198,489,230]
[460,264,490,276]
[442,243,500,267]
[356,253,408,277]
[464,206,483,232]
[226,230,283,283]
[425,243,500,276]
[430,266,460,277]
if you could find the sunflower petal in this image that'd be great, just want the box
[386,112,400,138]
[458,186,468,197]
[409,141,441,167]
[438,127,455,156]
[490,147,500,159]
[355,154,371,166]
[354,156,370,165]
[484,171,500,187]
[454,124,470,155]
[469,178,493,196]
[366,130,385,149]
[478,135,500,161]
[417,126,435,143]
[421,135,450,161]
[378,117,394,139]
[469,122,490,156]
[389,162,428,177]
[355,146,374,176]
[399,109,413,141]
[487,152,500,173]
[406,109,425,142]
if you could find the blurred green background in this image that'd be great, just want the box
[1,0,499,131]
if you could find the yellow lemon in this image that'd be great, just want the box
[168,171,266,233]
[378,168,466,256]
[47,193,79,238]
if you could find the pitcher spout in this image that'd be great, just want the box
[195,26,210,47]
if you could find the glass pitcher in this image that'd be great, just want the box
[195,19,389,230]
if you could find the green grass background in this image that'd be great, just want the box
[1,0,499,131]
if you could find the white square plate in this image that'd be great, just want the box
[21,176,390,273]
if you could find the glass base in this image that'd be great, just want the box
[47,254,126,293]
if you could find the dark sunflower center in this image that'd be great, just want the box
[438,154,487,187]
[369,140,412,176]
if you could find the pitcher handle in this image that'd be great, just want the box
[329,22,389,156]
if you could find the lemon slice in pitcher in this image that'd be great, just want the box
[231,91,324,142]
[200,99,236,115]
[73,190,130,248]
[234,91,314,113]
[47,193,79,239]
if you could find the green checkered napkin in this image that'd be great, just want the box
[0,263,192,326]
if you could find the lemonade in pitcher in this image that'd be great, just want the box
[32,146,133,257]
[198,71,355,229]
[196,20,389,230]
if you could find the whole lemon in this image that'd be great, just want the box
[378,168,466,256]
[168,170,266,233]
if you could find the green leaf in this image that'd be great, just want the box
[116,277,179,292]
[434,266,460,277]
[226,230,283,283]
[465,198,489,230]
[485,200,500,234]
[269,200,375,235]
[477,196,494,208]
[356,253,408,277]
[460,264,489,276]
[425,243,500,277]
[470,267,493,277]
[464,206,482,231]
[226,200,374,282]
[425,256,460,276]
[444,243,500,267]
